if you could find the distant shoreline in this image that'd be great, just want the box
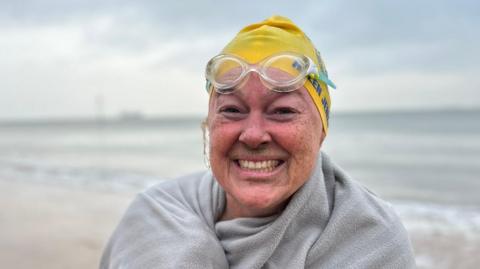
[0,115,205,128]
[0,107,479,126]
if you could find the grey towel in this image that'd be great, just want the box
[100,152,416,268]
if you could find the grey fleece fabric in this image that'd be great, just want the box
[100,152,416,268]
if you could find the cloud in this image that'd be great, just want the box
[0,0,478,119]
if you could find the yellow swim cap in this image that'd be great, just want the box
[213,15,335,134]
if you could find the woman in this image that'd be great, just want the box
[101,16,416,268]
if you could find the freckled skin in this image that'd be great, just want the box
[207,73,325,220]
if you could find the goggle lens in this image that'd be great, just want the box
[211,58,244,87]
[206,52,317,94]
[263,54,304,85]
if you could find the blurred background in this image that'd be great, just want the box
[0,1,479,268]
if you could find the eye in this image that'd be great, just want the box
[273,107,295,115]
[220,106,241,113]
[217,105,247,120]
[268,106,298,121]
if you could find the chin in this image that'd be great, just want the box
[235,188,289,215]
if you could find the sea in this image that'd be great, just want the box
[1,109,479,266]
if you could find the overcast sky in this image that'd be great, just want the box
[0,0,478,120]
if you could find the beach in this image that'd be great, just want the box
[397,202,480,268]
[0,179,135,269]
[2,178,480,269]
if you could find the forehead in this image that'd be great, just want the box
[210,74,316,109]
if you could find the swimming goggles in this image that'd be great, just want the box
[205,52,335,94]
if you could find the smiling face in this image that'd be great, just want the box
[207,73,325,220]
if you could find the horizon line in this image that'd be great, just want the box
[0,107,479,125]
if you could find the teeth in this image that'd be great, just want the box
[238,160,280,172]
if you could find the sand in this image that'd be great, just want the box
[0,179,479,269]
[0,179,136,269]
[411,230,479,269]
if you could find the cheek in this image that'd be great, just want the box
[208,118,239,159]
[273,119,322,176]
[275,120,321,155]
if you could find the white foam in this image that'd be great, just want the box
[0,159,163,192]
[392,200,480,238]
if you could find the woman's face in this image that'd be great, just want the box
[207,73,325,220]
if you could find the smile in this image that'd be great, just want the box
[236,159,283,172]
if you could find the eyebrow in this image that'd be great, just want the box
[215,88,304,101]
[213,89,310,109]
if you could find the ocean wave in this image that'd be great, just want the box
[0,159,163,192]
[393,201,480,238]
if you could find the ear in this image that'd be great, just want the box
[201,118,211,168]
[319,130,326,148]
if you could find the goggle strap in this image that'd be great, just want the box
[205,80,211,92]
[316,72,337,89]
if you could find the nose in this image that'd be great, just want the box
[238,111,272,149]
